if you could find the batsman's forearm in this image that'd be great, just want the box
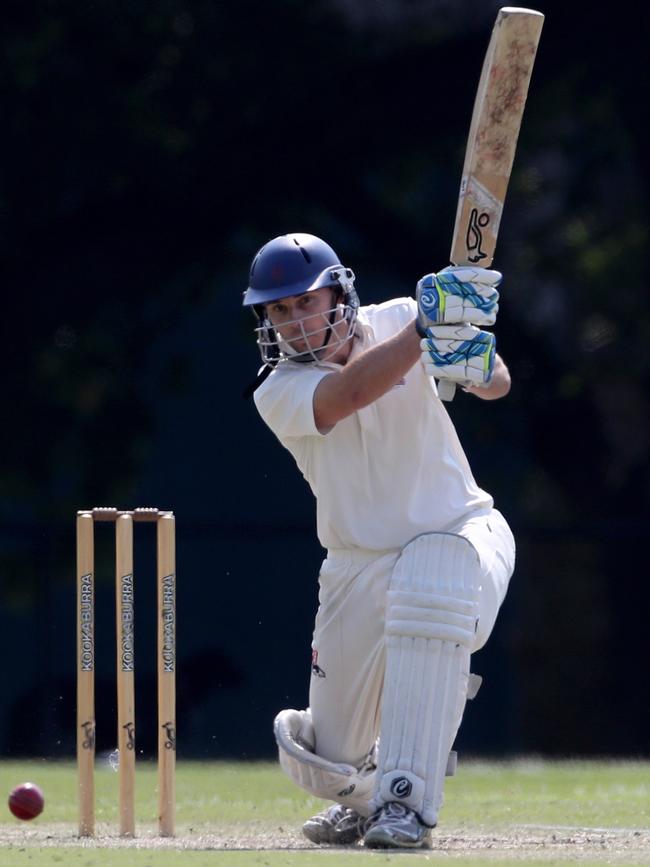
[314,320,420,430]
[341,320,421,406]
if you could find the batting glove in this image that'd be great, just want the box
[416,266,501,329]
[420,324,496,387]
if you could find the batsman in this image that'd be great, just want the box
[243,232,515,848]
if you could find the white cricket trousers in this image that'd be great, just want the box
[309,508,515,768]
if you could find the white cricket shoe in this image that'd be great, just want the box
[363,802,432,849]
[302,803,364,845]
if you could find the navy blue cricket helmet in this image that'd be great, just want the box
[243,233,359,366]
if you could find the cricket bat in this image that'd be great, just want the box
[438,7,544,402]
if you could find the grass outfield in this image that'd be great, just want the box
[0,759,649,865]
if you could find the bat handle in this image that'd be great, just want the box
[437,380,456,402]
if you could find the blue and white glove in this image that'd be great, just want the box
[416,266,501,329]
[420,325,496,388]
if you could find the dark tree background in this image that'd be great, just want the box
[1,0,648,760]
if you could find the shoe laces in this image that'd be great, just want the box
[382,803,410,820]
[325,804,349,824]
[360,801,411,835]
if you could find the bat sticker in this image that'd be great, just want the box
[466,208,490,262]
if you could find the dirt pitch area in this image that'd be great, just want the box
[1,823,649,862]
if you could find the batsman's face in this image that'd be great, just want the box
[266,287,350,362]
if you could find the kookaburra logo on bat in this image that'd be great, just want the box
[466,208,490,263]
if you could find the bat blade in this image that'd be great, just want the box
[437,7,543,403]
[449,7,544,269]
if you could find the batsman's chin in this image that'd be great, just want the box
[288,338,328,358]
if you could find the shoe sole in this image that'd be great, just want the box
[302,824,362,846]
[364,829,431,849]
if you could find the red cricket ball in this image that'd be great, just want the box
[8,782,45,820]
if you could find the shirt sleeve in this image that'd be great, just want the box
[365,297,418,339]
[253,364,331,440]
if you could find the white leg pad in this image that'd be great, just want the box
[275,707,462,817]
[370,533,481,826]
[274,708,377,815]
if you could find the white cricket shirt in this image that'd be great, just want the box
[254,297,493,551]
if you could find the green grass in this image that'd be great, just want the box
[0,759,648,866]
[447,758,650,828]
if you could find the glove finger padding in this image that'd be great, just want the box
[438,265,503,286]
[420,325,496,387]
[416,266,501,327]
